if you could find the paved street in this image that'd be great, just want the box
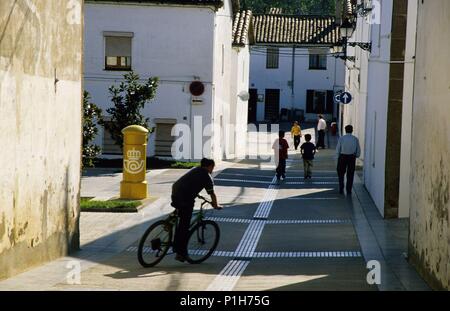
[0,127,429,291]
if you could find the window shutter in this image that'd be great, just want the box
[326,90,334,114]
[306,90,314,113]
[266,48,279,69]
[105,37,131,57]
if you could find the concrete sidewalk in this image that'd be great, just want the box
[0,129,430,291]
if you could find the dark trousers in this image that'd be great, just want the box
[276,158,287,179]
[337,154,356,194]
[173,204,193,256]
[317,130,326,149]
[294,135,301,150]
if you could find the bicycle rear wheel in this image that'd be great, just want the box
[138,220,173,268]
[186,220,220,264]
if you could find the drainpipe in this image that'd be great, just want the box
[291,46,296,119]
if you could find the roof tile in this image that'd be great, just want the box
[253,14,340,45]
[232,10,254,46]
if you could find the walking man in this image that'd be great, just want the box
[291,121,302,150]
[273,131,289,182]
[336,125,361,196]
[317,115,327,149]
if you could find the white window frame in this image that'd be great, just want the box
[103,31,134,71]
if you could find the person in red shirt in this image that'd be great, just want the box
[272,131,289,181]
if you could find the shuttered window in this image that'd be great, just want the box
[309,54,327,70]
[266,47,279,69]
[155,122,176,157]
[105,34,132,71]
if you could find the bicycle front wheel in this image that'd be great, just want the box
[138,220,173,268]
[186,220,220,264]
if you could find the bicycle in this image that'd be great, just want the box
[137,195,221,268]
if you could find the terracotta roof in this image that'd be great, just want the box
[253,15,340,46]
[344,0,356,17]
[232,10,254,46]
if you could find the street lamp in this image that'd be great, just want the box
[340,18,355,40]
[335,18,372,62]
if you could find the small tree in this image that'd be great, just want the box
[83,91,102,168]
[100,71,159,149]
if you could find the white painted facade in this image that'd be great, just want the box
[250,47,345,122]
[230,44,251,159]
[84,0,249,161]
[342,0,394,217]
[398,0,418,219]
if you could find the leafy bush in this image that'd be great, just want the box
[83,91,102,168]
[100,71,159,150]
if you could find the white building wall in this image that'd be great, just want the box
[84,3,216,158]
[363,0,393,217]
[250,47,345,122]
[343,0,394,216]
[211,0,234,161]
[230,45,250,158]
[398,0,418,219]
[341,11,370,166]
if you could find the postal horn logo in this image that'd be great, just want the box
[124,148,144,174]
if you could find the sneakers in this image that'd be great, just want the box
[175,254,187,263]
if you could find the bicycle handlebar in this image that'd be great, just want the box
[197,195,212,204]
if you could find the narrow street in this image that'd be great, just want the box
[0,126,428,291]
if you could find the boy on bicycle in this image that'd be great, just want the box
[171,158,222,262]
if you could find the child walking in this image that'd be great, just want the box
[300,134,317,179]
[273,131,289,181]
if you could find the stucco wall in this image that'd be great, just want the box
[230,45,250,159]
[0,0,83,280]
[344,0,393,217]
[211,0,233,160]
[398,0,418,219]
[342,9,371,165]
[408,0,450,290]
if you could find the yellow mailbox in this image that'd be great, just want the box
[120,125,149,200]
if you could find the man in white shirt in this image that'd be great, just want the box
[336,125,361,196]
[317,115,327,149]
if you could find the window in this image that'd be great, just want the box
[104,32,133,71]
[309,54,327,70]
[155,121,176,157]
[266,47,279,69]
[264,89,280,121]
[306,90,334,114]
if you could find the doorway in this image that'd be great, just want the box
[264,89,280,122]
[248,89,258,123]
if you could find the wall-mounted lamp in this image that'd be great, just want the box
[332,18,372,62]
[355,3,373,17]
